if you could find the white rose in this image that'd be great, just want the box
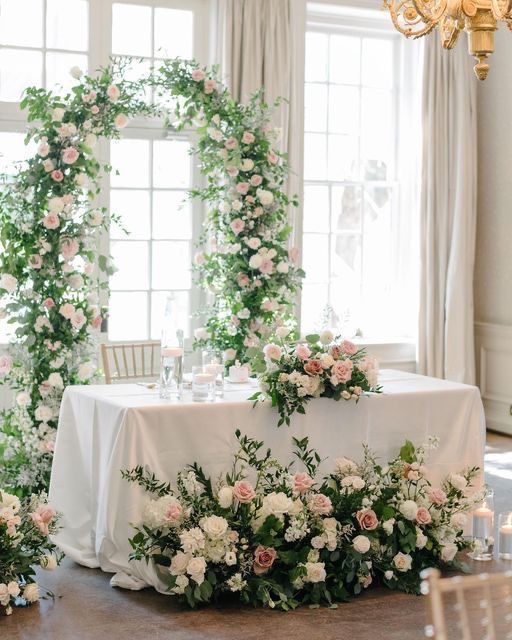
[441,542,458,563]
[219,201,231,214]
[16,392,31,408]
[0,584,9,606]
[450,513,467,530]
[384,570,394,580]
[40,554,58,571]
[256,189,274,206]
[1,492,20,513]
[0,274,17,293]
[75,173,88,187]
[382,518,395,535]
[261,492,293,518]
[217,486,233,509]
[23,582,40,603]
[393,552,412,572]
[35,405,53,423]
[275,326,290,339]
[449,473,467,491]
[323,518,338,532]
[186,556,207,582]
[48,196,64,213]
[276,261,289,274]
[305,562,326,583]
[88,210,103,226]
[43,159,55,172]
[353,535,371,553]
[400,500,419,521]
[352,476,366,490]
[263,343,282,361]
[224,551,237,566]
[416,530,428,549]
[241,158,254,171]
[200,515,229,540]
[172,574,189,594]
[311,536,325,549]
[194,327,210,341]
[319,330,334,345]
[7,581,20,597]
[77,362,95,381]
[335,457,358,476]
[319,353,334,369]
[48,372,64,389]
[52,108,65,122]
[249,254,263,269]
[232,199,243,211]
[170,551,191,576]
[224,348,237,361]
[84,133,97,148]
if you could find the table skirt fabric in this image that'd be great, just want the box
[49,370,486,593]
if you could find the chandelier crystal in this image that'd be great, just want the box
[383,0,512,80]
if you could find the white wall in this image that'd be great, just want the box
[475,26,512,434]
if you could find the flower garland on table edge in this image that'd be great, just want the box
[249,331,381,427]
[124,431,482,611]
[0,490,61,616]
[0,58,304,496]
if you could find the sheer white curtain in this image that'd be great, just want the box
[212,0,306,246]
[418,39,478,384]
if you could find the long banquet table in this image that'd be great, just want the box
[49,369,486,592]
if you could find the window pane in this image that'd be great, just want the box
[114,57,152,101]
[109,291,148,340]
[110,189,150,240]
[110,139,150,188]
[0,0,43,47]
[110,241,149,290]
[305,32,327,82]
[301,283,328,333]
[302,234,329,283]
[151,291,190,340]
[328,85,359,135]
[331,234,361,283]
[303,185,329,233]
[329,35,360,85]
[362,38,393,89]
[46,0,88,51]
[361,88,393,179]
[153,191,192,240]
[327,134,358,181]
[303,133,327,181]
[0,49,42,101]
[151,241,191,289]
[46,52,88,92]
[154,8,193,59]
[331,186,362,232]
[153,140,190,188]
[304,83,327,133]
[0,132,36,174]
[112,3,151,56]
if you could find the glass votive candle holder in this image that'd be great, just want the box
[192,366,215,402]
[499,512,512,560]
[471,485,494,561]
[204,363,224,398]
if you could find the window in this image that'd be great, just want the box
[302,4,418,339]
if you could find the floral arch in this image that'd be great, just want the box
[0,58,303,495]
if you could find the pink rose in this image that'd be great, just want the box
[295,344,312,360]
[253,206,263,218]
[416,507,432,525]
[29,254,43,269]
[245,195,255,204]
[253,545,277,575]
[107,85,120,101]
[341,340,358,356]
[62,147,79,164]
[226,166,239,177]
[0,354,13,377]
[164,502,183,523]
[304,359,323,376]
[42,213,60,229]
[91,105,100,115]
[230,218,245,235]
[236,182,249,195]
[30,505,56,536]
[250,174,263,187]
[204,79,217,94]
[91,315,102,330]
[259,258,274,275]
[331,359,353,384]
[236,272,250,287]
[59,303,75,319]
[224,137,237,150]
[62,194,74,205]
[308,493,333,515]
[330,345,341,360]
[114,113,129,129]
[293,472,314,495]
[267,150,278,164]
[356,509,379,531]
[428,488,448,505]
[43,298,55,309]
[242,131,255,144]
[51,170,64,182]
[191,69,205,82]
[60,238,79,261]
[233,480,256,504]
[71,309,87,330]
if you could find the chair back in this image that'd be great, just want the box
[100,342,160,384]
[421,567,512,640]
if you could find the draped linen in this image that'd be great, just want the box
[418,39,478,384]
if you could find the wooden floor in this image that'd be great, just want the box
[3,431,512,640]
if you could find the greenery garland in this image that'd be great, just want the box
[0,59,303,496]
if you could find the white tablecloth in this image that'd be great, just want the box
[49,370,485,592]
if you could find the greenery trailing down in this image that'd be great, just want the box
[152,59,304,365]
[124,431,481,610]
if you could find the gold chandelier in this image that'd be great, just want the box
[383,0,512,80]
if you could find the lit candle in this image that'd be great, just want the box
[162,347,184,358]
[204,364,223,375]
[194,373,215,384]
[473,506,493,540]
[499,524,512,558]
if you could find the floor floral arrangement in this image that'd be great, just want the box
[249,332,381,426]
[0,490,61,616]
[123,431,481,610]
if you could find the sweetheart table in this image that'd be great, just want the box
[49,369,485,593]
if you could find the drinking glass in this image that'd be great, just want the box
[471,485,494,561]
[202,349,224,398]
[159,346,184,400]
[192,365,215,402]
[499,512,512,560]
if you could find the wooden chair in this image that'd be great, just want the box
[421,568,512,639]
[100,342,160,384]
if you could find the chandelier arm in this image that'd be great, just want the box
[411,0,448,24]
[490,0,512,19]
[383,0,439,38]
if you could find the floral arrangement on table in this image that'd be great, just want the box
[0,490,61,616]
[152,59,304,365]
[0,61,152,496]
[248,330,381,426]
[123,430,481,610]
